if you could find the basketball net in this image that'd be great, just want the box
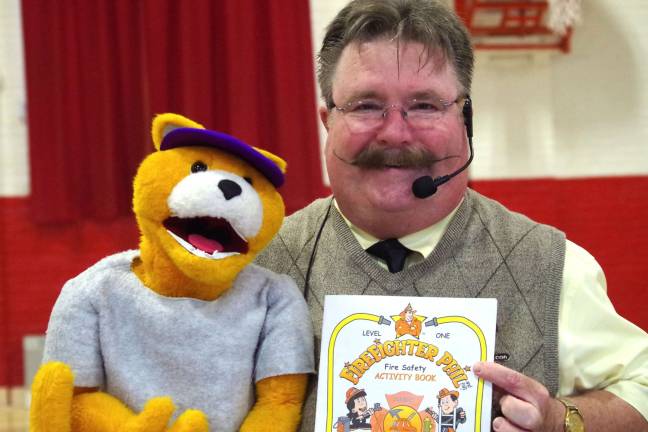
[547,0,582,35]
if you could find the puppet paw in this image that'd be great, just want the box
[239,374,308,432]
[168,409,209,432]
[30,361,74,432]
[120,396,175,432]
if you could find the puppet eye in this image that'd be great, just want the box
[191,161,208,173]
[243,176,253,185]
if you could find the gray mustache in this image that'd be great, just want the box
[348,145,444,169]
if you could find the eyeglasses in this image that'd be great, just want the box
[332,96,462,133]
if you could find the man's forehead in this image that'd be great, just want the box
[347,38,451,74]
[331,38,459,98]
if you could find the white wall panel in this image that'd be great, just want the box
[473,0,648,179]
[0,0,29,196]
[550,0,648,178]
[471,52,558,179]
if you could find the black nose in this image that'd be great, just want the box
[218,179,242,200]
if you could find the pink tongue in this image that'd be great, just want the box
[188,234,224,254]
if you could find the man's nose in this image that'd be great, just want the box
[382,105,407,119]
[375,106,414,143]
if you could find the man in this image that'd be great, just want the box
[256,0,648,430]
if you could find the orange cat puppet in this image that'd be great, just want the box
[29,114,314,432]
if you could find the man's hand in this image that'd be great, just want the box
[473,361,564,432]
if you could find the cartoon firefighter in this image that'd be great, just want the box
[395,303,422,338]
[345,387,375,429]
[426,388,466,432]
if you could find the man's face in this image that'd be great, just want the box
[440,395,458,414]
[321,38,468,223]
[353,396,368,413]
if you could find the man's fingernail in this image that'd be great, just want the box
[473,362,482,374]
[493,417,503,430]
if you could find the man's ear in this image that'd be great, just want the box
[319,105,330,132]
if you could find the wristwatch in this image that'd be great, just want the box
[557,398,585,432]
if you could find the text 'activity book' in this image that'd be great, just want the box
[315,295,497,432]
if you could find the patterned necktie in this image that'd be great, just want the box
[366,238,412,273]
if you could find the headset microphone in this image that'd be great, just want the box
[412,97,474,199]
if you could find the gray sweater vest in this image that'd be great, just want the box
[256,189,565,430]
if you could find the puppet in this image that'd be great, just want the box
[29,114,314,432]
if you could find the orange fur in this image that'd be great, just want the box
[240,375,309,432]
[30,362,73,432]
[131,146,285,299]
[30,114,305,431]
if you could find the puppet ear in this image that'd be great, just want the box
[254,147,287,174]
[151,113,205,151]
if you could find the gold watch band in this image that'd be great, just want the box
[557,397,585,432]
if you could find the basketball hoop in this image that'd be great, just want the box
[454,0,582,52]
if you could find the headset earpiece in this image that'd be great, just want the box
[462,97,473,139]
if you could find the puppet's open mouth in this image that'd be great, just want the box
[163,216,248,259]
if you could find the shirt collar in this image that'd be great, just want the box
[334,198,463,260]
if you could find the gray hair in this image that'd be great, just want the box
[317,0,474,108]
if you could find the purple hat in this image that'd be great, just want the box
[160,127,285,187]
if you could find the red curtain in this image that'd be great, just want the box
[22,0,328,224]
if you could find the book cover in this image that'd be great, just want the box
[315,295,497,432]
